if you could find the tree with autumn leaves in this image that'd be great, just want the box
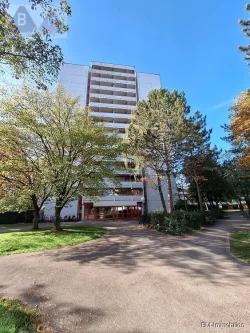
[229,91,250,169]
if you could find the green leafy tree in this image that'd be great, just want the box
[182,111,212,213]
[239,4,250,67]
[0,136,51,229]
[0,0,71,88]
[128,88,190,213]
[0,85,123,231]
[187,150,234,207]
[222,160,250,211]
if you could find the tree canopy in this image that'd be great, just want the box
[0,0,71,88]
[229,91,250,169]
[239,3,250,67]
[128,88,190,213]
[0,85,123,230]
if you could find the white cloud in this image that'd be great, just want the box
[207,99,233,111]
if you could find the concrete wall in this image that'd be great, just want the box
[136,72,161,101]
[59,63,89,108]
[43,200,79,219]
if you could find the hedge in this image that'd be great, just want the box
[140,208,225,235]
[0,210,34,224]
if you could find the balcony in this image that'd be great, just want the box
[115,169,137,174]
[103,181,143,188]
[90,85,136,95]
[89,195,143,202]
[90,93,137,103]
[119,181,143,188]
[90,102,136,112]
[90,111,131,121]
[104,122,129,129]
[92,68,135,79]
[91,76,136,88]
[92,61,135,73]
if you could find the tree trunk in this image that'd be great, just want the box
[182,186,188,211]
[195,180,204,213]
[31,194,39,230]
[142,167,148,215]
[246,193,250,213]
[156,174,167,213]
[53,204,63,231]
[164,157,174,213]
[166,172,174,213]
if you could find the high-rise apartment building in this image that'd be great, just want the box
[43,61,176,221]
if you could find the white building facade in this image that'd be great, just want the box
[44,61,176,221]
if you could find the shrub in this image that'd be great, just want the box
[0,212,25,224]
[24,210,35,223]
[150,211,166,227]
[184,211,204,230]
[140,210,204,235]
[139,213,151,225]
[210,207,225,219]
[0,210,35,224]
[164,212,189,235]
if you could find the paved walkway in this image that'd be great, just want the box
[0,213,250,333]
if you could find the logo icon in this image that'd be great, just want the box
[40,16,57,35]
[9,4,67,39]
[13,6,36,33]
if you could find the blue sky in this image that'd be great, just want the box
[10,0,250,149]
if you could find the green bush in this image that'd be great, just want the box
[203,208,225,220]
[164,212,189,235]
[140,210,204,235]
[139,213,152,225]
[0,212,25,224]
[210,207,225,219]
[0,210,35,224]
[24,210,35,223]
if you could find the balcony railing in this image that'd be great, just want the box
[90,111,131,120]
[87,195,143,202]
[90,102,136,111]
[90,93,137,102]
[90,85,136,95]
[103,181,143,188]
[92,69,135,79]
[103,122,129,129]
[91,76,136,87]
[92,61,135,72]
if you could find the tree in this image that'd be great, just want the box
[182,111,212,213]
[187,150,234,207]
[0,85,123,231]
[222,160,250,212]
[128,89,190,213]
[0,0,71,88]
[0,136,51,229]
[239,4,250,67]
[222,98,250,211]
[229,91,250,169]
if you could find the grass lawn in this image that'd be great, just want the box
[0,297,41,333]
[230,231,250,264]
[0,226,106,255]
